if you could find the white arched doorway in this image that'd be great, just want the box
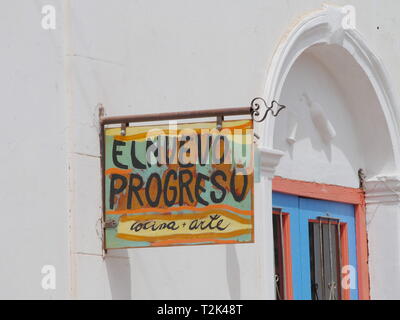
[260,5,400,299]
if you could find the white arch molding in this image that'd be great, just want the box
[257,5,400,299]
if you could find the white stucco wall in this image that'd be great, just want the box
[0,1,69,298]
[274,50,365,188]
[2,0,400,299]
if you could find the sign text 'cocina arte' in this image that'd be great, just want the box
[104,120,254,249]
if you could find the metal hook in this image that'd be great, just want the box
[216,115,224,130]
[120,122,129,136]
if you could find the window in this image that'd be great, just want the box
[272,189,361,299]
[308,218,348,300]
[272,209,292,300]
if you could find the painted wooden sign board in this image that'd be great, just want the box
[104,119,254,249]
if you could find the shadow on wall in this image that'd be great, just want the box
[104,246,240,299]
[226,245,241,299]
[105,250,132,299]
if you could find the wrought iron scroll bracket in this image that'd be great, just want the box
[250,97,286,123]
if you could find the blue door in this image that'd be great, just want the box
[272,192,359,300]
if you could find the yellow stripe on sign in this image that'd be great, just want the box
[116,211,252,242]
[105,119,253,142]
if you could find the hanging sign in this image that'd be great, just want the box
[103,119,254,249]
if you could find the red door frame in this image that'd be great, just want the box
[272,176,370,300]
